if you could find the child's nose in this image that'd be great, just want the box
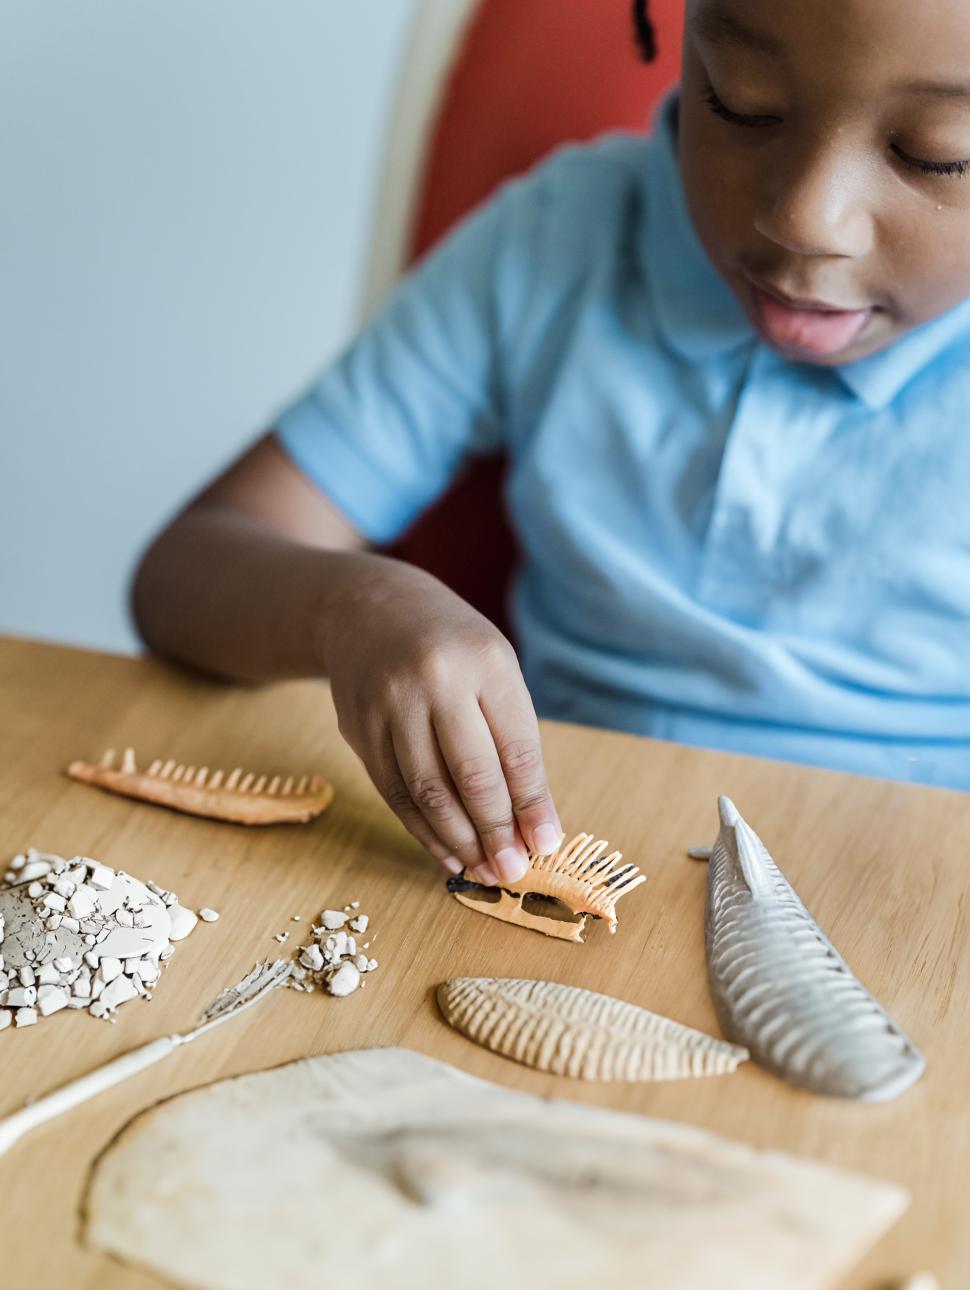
[753,141,873,261]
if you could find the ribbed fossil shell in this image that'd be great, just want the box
[705,797,925,1102]
[438,977,748,1081]
[66,747,333,825]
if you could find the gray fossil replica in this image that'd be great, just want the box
[703,797,925,1102]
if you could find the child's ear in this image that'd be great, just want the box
[633,0,658,62]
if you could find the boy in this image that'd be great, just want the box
[135,0,970,887]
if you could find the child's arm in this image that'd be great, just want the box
[132,434,559,885]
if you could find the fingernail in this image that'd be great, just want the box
[492,847,529,884]
[471,864,500,886]
[442,856,463,875]
[533,822,563,854]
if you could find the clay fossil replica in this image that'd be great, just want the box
[438,977,748,1081]
[447,831,644,942]
[66,748,334,826]
[83,1047,908,1290]
[702,796,925,1102]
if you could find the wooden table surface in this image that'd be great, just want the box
[1,635,966,1289]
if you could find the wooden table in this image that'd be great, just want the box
[1,635,966,1288]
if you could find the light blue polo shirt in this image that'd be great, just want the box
[277,90,970,791]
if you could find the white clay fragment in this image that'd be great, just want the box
[14,1007,37,1027]
[36,985,69,1016]
[6,986,37,1008]
[300,946,324,972]
[325,962,360,997]
[87,863,114,890]
[0,1009,11,1031]
[167,905,199,942]
[320,910,347,931]
[83,1047,910,1290]
[100,975,140,1011]
[199,908,220,923]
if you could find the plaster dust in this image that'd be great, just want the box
[0,848,209,1027]
[84,1048,907,1290]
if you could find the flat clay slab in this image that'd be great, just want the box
[84,1047,906,1290]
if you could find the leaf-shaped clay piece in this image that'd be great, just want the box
[438,977,748,1081]
[705,797,925,1102]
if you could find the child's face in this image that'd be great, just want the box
[678,0,970,364]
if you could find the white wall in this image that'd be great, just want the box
[0,0,418,652]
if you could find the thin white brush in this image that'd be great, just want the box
[0,959,292,1157]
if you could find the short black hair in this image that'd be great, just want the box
[633,0,658,62]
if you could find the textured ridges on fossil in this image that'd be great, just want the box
[438,977,748,1081]
[451,831,645,942]
[66,749,333,826]
[704,796,925,1102]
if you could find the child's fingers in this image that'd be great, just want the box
[366,725,468,876]
[479,677,562,858]
[432,700,531,885]
[388,714,491,876]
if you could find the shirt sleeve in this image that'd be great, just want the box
[274,174,540,545]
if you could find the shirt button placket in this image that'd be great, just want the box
[697,346,789,618]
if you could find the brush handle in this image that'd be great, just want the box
[0,1035,179,1157]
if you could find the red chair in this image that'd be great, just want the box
[385,0,684,637]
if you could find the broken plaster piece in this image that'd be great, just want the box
[325,962,360,998]
[168,906,199,942]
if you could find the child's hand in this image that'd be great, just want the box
[321,557,562,886]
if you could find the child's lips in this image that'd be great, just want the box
[749,283,872,357]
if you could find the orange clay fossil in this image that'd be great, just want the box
[447,831,645,943]
[66,748,334,826]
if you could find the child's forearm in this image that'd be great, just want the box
[132,504,378,683]
[133,498,562,888]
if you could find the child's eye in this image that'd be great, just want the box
[703,87,780,130]
[892,145,970,179]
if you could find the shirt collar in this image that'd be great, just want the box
[834,297,970,409]
[641,89,970,411]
